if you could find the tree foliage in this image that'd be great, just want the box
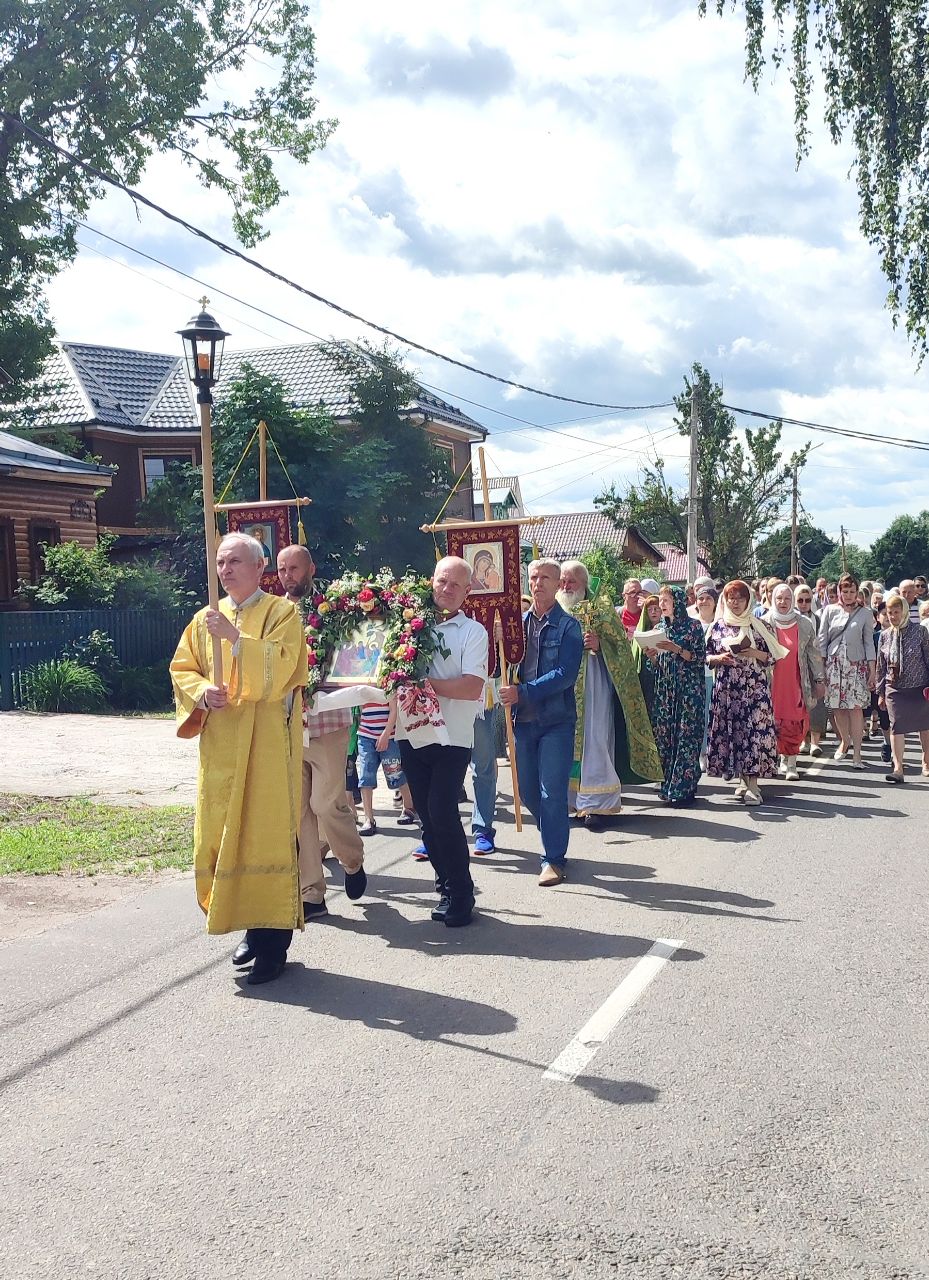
[595,364,809,580]
[868,510,929,583]
[18,534,191,609]
[754,521,836,579]
[0,1,335,391]
[818,542,872,584]
[578,544,651,604]
[140,346,454,598]
[702,1,929,355]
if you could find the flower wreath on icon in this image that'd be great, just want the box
[304,569,452,744]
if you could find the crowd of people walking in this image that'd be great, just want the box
[171,535,929,983]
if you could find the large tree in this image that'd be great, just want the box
[139,346,452,598]
[595,364,809,580]
[702,2,929,356]
[868,510,929,583]
[0,1,334,393]
[754,521,836,579]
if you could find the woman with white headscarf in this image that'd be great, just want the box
[705,580,785,805]
[765,583,825,780]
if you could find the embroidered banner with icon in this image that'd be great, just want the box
[445,522,526,667]
[225,503,291,595]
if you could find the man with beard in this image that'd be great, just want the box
[558,561,663,828]
[277,544,369,917]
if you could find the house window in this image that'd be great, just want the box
[433,441,455,478]
[28,519,60,581]
[141,451,195,495]
[0,519,16,601]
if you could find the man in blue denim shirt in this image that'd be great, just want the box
[500,559,583,886]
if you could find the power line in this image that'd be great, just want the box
[73,217,679,459]
[14,117,674,412]
[723,402,929,454]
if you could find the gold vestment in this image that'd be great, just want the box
[170,592,308,934]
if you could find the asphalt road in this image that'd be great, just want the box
[2,737,928,1279]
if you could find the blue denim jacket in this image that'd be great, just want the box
[515,601,583,727]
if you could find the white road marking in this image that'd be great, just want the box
[544,938,683,1084]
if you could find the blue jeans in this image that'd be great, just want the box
[470,709,498,838]
[514,719,575,867]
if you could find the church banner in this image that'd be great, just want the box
[445,523,525,666]
[226,503,291,595]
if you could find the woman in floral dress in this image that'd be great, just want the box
[705,580,785,805]
[652,585,706,807]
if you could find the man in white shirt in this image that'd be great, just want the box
[396,556,487,928]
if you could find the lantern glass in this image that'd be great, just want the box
[178,305,230,394]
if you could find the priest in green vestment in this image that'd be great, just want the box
[170,532,308,986]
[557,561,662,827]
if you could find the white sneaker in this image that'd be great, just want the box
[798,741,809,755]
[834,746,848,761]
[809,744,823,758]
[734,779,748,799]
[784,757,800,781]
[743,786,762,805]
[777,756,788,776]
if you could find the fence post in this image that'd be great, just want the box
[0,615,13,711]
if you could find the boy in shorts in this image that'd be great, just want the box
[357,700,418,836]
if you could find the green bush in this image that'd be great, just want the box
[60,630,121,691]
[17,534,192,609]
[21,660,107,712]
[109,663,173,711]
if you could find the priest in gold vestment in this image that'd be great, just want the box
[170,532,308,986]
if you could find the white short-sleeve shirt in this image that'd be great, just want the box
[421,611,488,748]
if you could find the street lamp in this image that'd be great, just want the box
[179,298,230,681]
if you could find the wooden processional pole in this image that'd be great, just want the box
[477,447,522,832]
[199,398,223,684]
[258,419,268,503]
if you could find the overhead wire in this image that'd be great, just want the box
[14,116,674,412]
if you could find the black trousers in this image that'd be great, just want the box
[245,928,293,962]
[399,742,473,902]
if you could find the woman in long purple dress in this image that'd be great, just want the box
[705,580,786,805]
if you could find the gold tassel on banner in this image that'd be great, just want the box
[298,520,308,546]
[532,543,540,560]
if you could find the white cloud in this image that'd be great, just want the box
[44,0,929,550]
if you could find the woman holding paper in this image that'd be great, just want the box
[651,586,707,806]
[705,580,784,805]
[633,593,663,720]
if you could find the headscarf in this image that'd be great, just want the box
[634,594,660,673]
[640,577,661,596]
[886,592,910,677]
[661,585,695,646]
[768,584,800,629]
[718,579,789,660]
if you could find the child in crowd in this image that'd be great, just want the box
[357,699,417,836]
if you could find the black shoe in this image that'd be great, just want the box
[302,900,328,919]
[583,814,604,831]
[247,956,286,985]
[444,896,475,928]
[232,938,254,966]
[431,895,451,922]
[880,743,893,764]
[344,866,368,900]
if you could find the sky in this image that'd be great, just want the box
[44,0,929,552]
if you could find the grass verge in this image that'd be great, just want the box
[0,794,194,876]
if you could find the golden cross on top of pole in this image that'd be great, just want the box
[199,295,210,309]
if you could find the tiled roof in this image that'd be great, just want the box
[219,342,487,438]
[31,339,487,439]
[653,542,711,583]
[30,344,197,432]
[469,474,521,492]
[520,511,628,560]
[0,429,115,480]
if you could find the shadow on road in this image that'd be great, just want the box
[243,967,662,1108]
[321,901,705,965]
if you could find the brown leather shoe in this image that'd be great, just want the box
[538,863,565,887]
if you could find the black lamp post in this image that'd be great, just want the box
[178,298,230,679]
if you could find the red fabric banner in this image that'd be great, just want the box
[445,523,526,667]
[225,504,291,595]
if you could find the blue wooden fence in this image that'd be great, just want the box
[0,609,189,710]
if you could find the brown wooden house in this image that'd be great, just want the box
[25,340,487,541]
[0,430,114,606]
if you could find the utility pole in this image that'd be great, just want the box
[840,524,847,574]
[686,382,700,584]
[790,462,799,577]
